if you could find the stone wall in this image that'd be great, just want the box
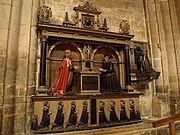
[0,0,39,135]
[44,0,147,42]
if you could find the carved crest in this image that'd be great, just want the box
[73,2,101,30]
[38,5,52,23]
[119,20,130,34]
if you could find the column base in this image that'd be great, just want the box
[36,86,48,96]
[125,85,135,93]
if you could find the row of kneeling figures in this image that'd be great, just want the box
[31,100,141,131]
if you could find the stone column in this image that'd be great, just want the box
[168,0,180,95]
[39,36,47,86]
[159,0,179,95]
[166,0,180,115]
[124,45,131,86]
[145,0,169,117]
[39,35,48,88]
[145,0,165,94]
[13,0,40,134]
[25,0,39,133]
[0,0,22,134]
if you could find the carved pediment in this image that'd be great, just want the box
[73,2,101,15]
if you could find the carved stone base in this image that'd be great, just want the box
[36,86,48,96]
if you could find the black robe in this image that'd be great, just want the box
[100,62,122,93]
[120,106,129,122]
[109,106,119,123]
[136,110,141,120]
[39,107,50,128]
[99,106,108,124]
[67,105,77,126]
[134,47,160,85]
[79,106,88,125]
[129,105,136,121]
[53,106,64,128]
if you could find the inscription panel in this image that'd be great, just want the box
[80,73,100,93]
[82,76,98,90]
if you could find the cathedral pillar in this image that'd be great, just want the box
[159,0,179,95]
[145,0,169,117]
[168,0,180,95]
[12,0,40,134]
[145,0,164,94]
[0,0,22,134]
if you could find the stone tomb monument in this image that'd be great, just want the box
[31,2,160,134]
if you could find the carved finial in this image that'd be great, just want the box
[99,18,109,31]
[119,20,130,35]
[38,5,52,23]
[63,12,70,24]
[103,18,109,31]
[63,12,76,27]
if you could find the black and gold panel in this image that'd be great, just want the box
[96,97,140,125]
[33,99,91,132]
[32,94,142,134]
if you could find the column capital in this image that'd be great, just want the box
[41,34,48,42]
[125,44,130,49]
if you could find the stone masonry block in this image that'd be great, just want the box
[0,18,10,34]
[156,128,168,135]
[0,82,3,96]
[15,86,27,96]
[3,97,15,106]
[14,114,25,134]
[169,76,178,83]
[0,69,5,83]
[14,103,26,114]
[155,85,164,93]
[161,103,170,116]
[19,25,31,35]
[16,75,27,87]
[0,0,11,5]
[4,69,16,85]
[0,3,11,19]
[6,57,17,70]
[4,84,15,96]
[3,105,15,115]
[27,86,36,95]
[152,102,161,117]
[2,115,14,135]
[16,59,28,75]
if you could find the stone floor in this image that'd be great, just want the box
[55,123,152,135]
[34,120,180,135]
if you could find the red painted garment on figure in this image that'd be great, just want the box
[49,57,72,97]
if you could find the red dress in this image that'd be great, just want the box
[49,57,72,97]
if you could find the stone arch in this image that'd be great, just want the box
[91,45,124,87]
[47,41,83,88]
